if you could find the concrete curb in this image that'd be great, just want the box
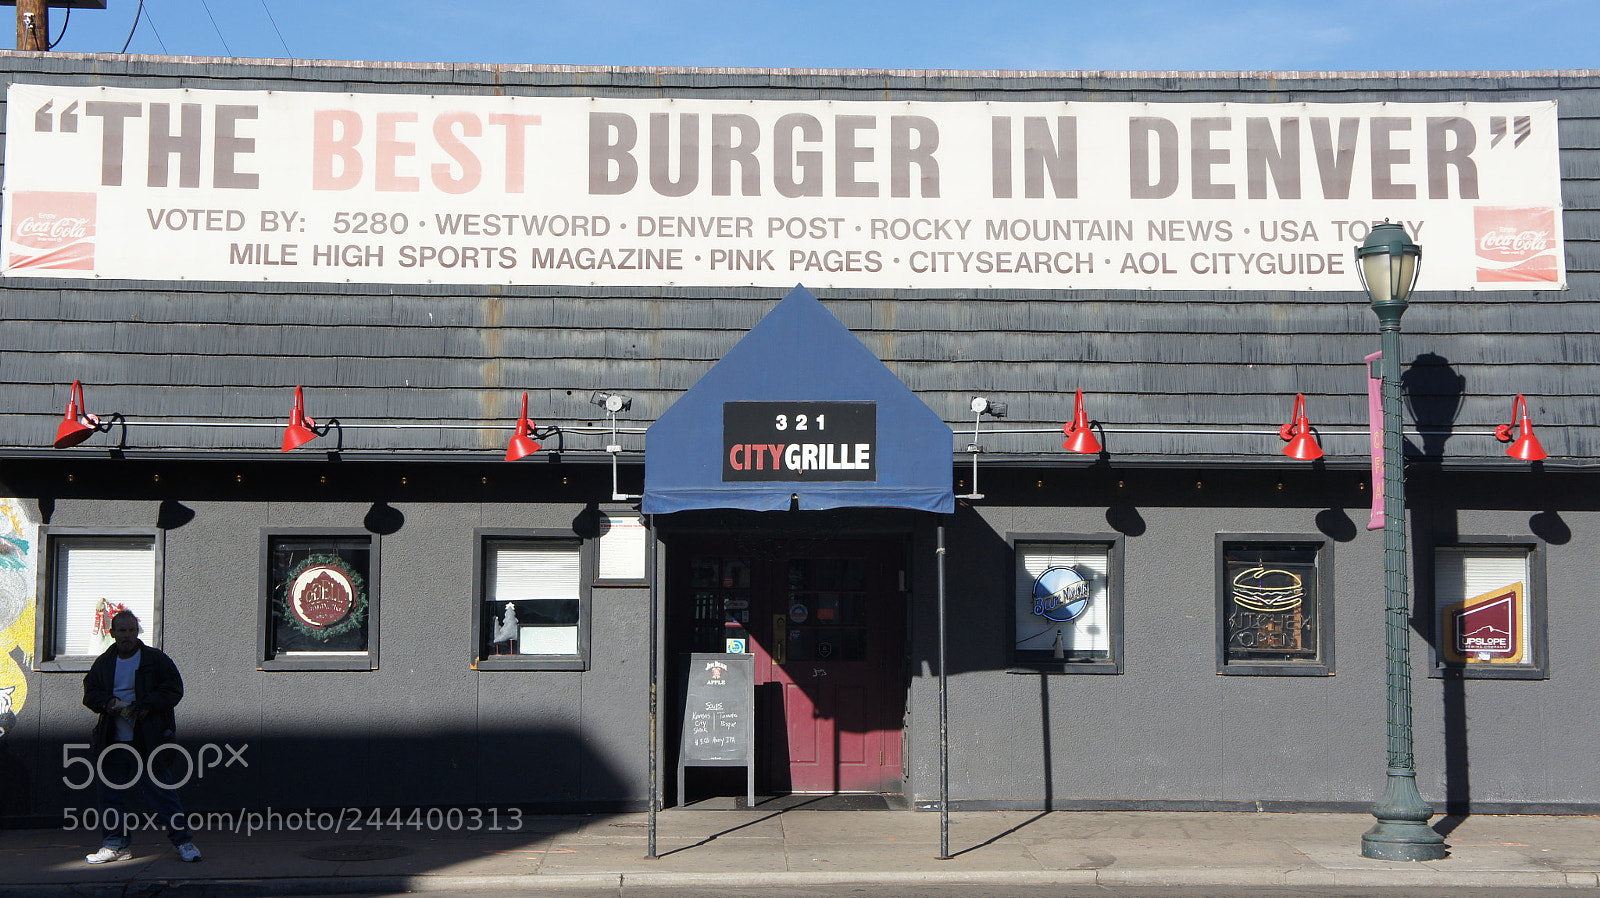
[3,867,1596,897]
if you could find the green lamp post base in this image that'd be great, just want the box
[1361,770,1447,861]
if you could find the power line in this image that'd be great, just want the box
[47,6,70,50]
[198,0,234,57]
[141,2,168,54]
[259,0,292,58]
[120,0,144,53]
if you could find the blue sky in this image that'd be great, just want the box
[32,0,1600,72]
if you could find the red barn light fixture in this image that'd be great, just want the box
[280,385,340,452]
[1279,393,1324,461]
[505,392,543,461]
[53,380,124,449]
[1495,394,1548,461]
[1061,389,1101,455]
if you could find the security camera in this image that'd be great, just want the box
[590,391,631,413]
[970,397,1007,418]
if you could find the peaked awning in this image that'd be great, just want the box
[642,286,954,514]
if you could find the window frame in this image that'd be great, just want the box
[257,528,380,672]
[472,528,592,671]
[1006,532,1124,674]
[1425,535,1548,680]
[1215,533,1334,677]
[33,526,165,672]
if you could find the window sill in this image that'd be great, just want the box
[1218,663,1332,677]
[1006,662,1121,675]
[1430,664,1547,680]
[34,658,96,673]
[473,656,588,672]
[259,655,376,672]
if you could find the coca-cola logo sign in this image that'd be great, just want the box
[14,214,91,242]
[6,191,97,271]
[1475,207,1558,283]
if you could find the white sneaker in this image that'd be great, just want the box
[86,846,131,864]
[176,842,202,863]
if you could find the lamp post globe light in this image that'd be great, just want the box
[1356,221,1447,861]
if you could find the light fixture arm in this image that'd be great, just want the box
[101,412,129,450]
[532,423,563,452]
[958,397,1003,501]
[309,417,344,452]
[71,411,129,450]
[603,406,640,501]
[609,443,640,502]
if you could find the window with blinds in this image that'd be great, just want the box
[48,534,158,658]
[481,538,585,664]
[1432,543,1543,677]
[1011,536,1122,672]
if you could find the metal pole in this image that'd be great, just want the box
[936,522,949,859]
[1360,304,1446,861]
[646,514,659,859]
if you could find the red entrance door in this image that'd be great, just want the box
[676,539,906,794]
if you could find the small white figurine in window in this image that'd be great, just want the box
[492,603,518,654]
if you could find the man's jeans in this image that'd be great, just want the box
[96,743,193,849]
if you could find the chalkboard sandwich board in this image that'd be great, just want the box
[677,652,755,806]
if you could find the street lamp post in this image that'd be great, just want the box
[1355,221,1446,861]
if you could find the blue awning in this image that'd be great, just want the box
[643,286,954,515]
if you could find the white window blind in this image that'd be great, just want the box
[1015,543,1111,654]
[1436,547,1528,602]
[52,536,156,657]
[487,544,580,601]
[487,542,580,656]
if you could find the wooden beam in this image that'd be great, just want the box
[16,0,48,51]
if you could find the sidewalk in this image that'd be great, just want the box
[3,807,1597,896]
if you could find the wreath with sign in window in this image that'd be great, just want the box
[276,554,368,640]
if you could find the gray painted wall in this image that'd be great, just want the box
[905,468,1596,812]
[2,463,652,817]
[1,463,1594,816]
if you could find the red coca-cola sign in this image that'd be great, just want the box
[6,191,97,271]
[1475,207,1558,283]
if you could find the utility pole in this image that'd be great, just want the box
[16,0,48,51]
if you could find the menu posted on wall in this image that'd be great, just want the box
[679,653,753,763]
[0,83,1565,291]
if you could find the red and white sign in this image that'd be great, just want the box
[1475,207,1559,283]
[289,563,356,630]
[1,83,1566,291]
[6,191,96,271]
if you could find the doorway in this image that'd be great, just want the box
[668,536,908,795]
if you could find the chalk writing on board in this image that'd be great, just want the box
[679,653,752,763]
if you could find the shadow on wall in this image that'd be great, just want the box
[1402,352,1465,462]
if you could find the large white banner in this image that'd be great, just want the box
[0,83,1564,291]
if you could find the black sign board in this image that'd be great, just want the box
[676,653,755,806]
[722,401,877,482]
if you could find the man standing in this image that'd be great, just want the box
[81,609,201,863]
